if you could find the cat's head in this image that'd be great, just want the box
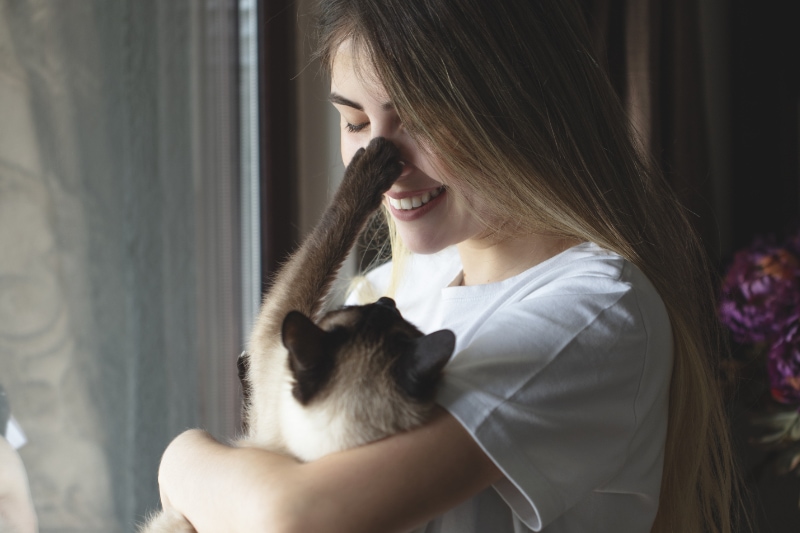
[280,297,455,453]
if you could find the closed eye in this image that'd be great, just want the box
[345,121,369,133]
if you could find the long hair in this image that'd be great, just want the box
[314,0,746,531]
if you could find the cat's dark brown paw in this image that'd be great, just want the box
[342,137,403,208]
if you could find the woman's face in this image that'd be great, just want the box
[330,41,487,255]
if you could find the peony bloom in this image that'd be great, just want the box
[767,318,800,404]
[718,240,800,344]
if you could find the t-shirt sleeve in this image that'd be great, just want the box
[436,274,669,530]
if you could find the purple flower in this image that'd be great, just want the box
[768,318,800,405]
[719,241,800,344]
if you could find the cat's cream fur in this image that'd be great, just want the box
[140,138,455,532]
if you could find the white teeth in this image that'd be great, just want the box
[387,187,443,211]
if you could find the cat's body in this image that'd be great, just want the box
[140,138,455,532]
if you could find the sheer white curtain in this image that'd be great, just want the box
[0,1,242,530]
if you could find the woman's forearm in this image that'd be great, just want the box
[158,411,501,533]
[158,429,300,533]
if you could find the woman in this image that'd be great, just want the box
[157,0,744,531]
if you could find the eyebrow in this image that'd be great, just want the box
[328,92,394,111]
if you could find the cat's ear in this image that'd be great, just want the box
[282,311,335,405]
[395,329,455,401]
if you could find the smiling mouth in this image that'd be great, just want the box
[386,186,445,211]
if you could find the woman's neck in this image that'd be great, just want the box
[456,233,581,286]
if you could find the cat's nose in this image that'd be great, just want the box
[376,297,396,309]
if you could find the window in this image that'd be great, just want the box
[0,2,244,529]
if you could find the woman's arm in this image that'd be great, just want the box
[159,409,502,533]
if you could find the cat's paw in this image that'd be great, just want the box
[342,137,403,208]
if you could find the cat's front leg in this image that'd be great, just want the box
[138,508,196,533]
[335,137,403,212]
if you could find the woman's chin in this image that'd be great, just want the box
[393,224,447,255]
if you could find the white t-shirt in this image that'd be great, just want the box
[350,242,672,533]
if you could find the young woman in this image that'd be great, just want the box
[156,0,744,531]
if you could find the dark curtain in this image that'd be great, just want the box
[259,0,299,282]
[579,0,800,262]
[579,0,719,258]
[728,1,799,251]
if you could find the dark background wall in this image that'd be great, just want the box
[728,0,799,253]
[728,2,799,531]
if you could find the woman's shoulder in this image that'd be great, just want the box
[439,242,670,354]
[516,242,660,307]
[528,241,627,281]
[532,242,665,318]
[440,242,640,303]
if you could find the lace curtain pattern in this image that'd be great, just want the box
[0,1,242,530]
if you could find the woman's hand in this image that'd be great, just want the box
[0,436,38,533]
[157,429,300,533]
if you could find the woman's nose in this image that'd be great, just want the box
[369,113,402,140]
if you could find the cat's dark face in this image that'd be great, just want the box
[281,297,455,432]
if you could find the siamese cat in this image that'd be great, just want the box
[140,138,456,532]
